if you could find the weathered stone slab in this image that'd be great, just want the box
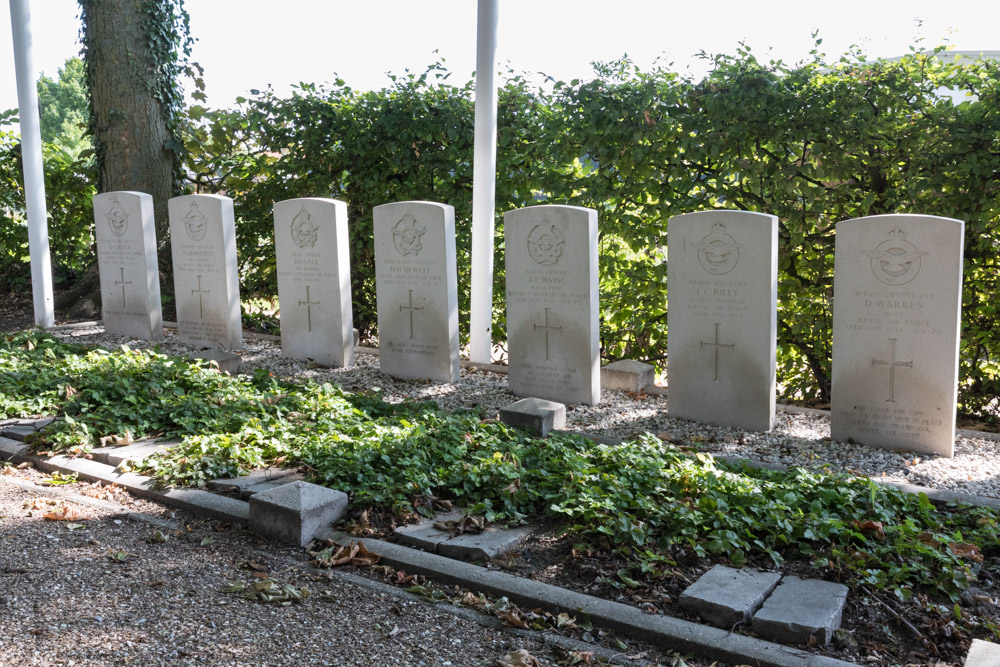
[679,565,781,629]
[601,359,655,392]
[241,476,305,500]
[965,639,1000,667]
[498,397,566,437]
[93,191,163,340]
[667,211,778,431]
[373,201,460,383]
[0,436,28,461]
[91,440,174,467]
[248,480,348,547]
[437,525,534,562]
[1,424,37,441]
[751,576,848,645]
[274,198,354,367]
[168,194,243,350]
[505,205,600,405]
[393,510,464,552]
[208,468,301,494]
[831,214,965,457]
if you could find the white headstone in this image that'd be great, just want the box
[274,198,354,367]
[666,211,778,431]
[505,204,600,405]
[168,194,243,350]
[93,191,162,340]
[373,201,460,383]
[831,214,964,457]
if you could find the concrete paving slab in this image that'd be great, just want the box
[437,524,535,562]
[249,480,347,546]
[601,359,655,392]
[393,510,464,552]
[965,639,1000,667]
[207,467,301,494]
[679,565,781,628]
[0,436,29,461]
[1,425,37,441]
[92,440,176,467]
[240,477,304,499]
[499,397,566,437]
[752,576,849,645]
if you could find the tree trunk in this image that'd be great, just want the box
[81,0,179,291]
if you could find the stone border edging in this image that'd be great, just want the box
[318,533,855,667]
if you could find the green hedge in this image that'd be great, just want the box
[2,45,997,420]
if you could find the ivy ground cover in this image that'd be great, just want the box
[2,329,997,606]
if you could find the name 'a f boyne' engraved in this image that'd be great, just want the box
[871,337,913,402]
[399,289,424,340]
[700,322,735,381]
[298,285,320,333]
[533,307,563,361]
[114,267,131,308]
[191,275,210,320]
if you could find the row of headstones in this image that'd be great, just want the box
[93,192,964,458]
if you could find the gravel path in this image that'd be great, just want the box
[0,465,586,666]
[49,324,1000,500]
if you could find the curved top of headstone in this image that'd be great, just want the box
[373,200,453,215]
[837,212,964,228]
[273,197,347,209]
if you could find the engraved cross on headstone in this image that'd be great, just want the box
[191,275,210,319]
[533,307,563,361]
[700,322,735,381]
[399,289,424,340]
[114,267,131,309]
[871,337,913,402]
[298,285,320,332]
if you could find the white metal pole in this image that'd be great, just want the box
[10,0,54,327]
[468,0,499,363]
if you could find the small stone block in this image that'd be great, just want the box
[601,360,655,392]
[191,348,242,374]
[679,565,781,628]
[965,639,1000,667]
[437,525,534,562]
[499,398,566,437]
[751,575,849,645]
[248,481,348,547]
[393,510,464,553]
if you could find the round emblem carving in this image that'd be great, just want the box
[290,206,319,249]
[693,222,743,275]
[526,223,565,266]
[392,214,426,256]
[863,227,927,286]
[105,197,129,236]
[183,203,208,242]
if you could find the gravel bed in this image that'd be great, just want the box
[49,324,1000,501]
[0,465,573,666]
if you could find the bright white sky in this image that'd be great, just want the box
[0,0,996,113]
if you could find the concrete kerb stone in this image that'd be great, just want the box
[752,576,849,646]
[437,525,535,562]
[679,564,782,629]
[248,480,347,547]
[394,509,464,552]
[91,440,177,468]
[499,398,567,437]
[321,535,855,667]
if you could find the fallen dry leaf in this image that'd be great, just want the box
[42,504,86,521]
[314,541,382,568]
[853,520,886,540]
[497,649,540,667]
[496,610,530,629]
[949,542,984,562]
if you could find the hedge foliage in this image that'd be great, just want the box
[2,45,998,418]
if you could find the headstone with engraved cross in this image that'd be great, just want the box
[168,194,243,350]
[505,204,600,405]
[831,214,964,457]
[373,201,460,383]
[274,198,354,367]
[667,210,778,431]
[93,191,163,340]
